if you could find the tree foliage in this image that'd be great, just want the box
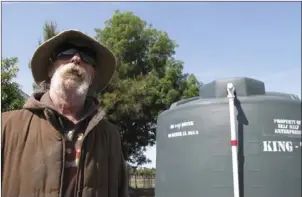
[1,57,26,112]
[31,21,58,91]
[40,21,58,45]
[95,10,200,165]
[134,167,156,176]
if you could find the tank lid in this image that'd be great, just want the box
[199,77,266,98]
[266,91,301,101]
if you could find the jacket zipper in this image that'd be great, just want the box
[74,111,104,197]
[74,130,93,197]
[59,136,66,197]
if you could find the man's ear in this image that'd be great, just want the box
[48,64,55,78]
[48,58,53,77]
[90,72,95,85]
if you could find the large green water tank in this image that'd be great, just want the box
[155,77,301,197]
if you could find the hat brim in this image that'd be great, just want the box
[30,30,116,93]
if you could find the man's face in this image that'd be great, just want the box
[48,44,96,100]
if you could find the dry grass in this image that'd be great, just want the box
[129,177,155,188]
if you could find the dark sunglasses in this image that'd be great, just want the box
[52,44,97,67]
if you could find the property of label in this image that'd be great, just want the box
[273,119,301,136]
[263,141,301,152]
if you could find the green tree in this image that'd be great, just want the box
[1,57,26,112]
[95,10,200,165]
[30,20,58,91]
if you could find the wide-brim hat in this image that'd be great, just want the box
[30,29,116,93]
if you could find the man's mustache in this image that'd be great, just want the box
[60,64,87,83]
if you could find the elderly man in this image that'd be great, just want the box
[2,30,129,197]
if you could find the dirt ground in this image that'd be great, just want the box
[129,187,155,197]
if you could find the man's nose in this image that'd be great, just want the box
[70,53,82,64]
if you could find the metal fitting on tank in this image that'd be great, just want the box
[227,83,236,98]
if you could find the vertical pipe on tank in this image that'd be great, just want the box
[227,83,240,197]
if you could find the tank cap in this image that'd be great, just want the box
[199,77,266,98]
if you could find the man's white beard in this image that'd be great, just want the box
[49,63,91,106]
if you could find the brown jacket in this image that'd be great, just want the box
[1,92,129,197]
